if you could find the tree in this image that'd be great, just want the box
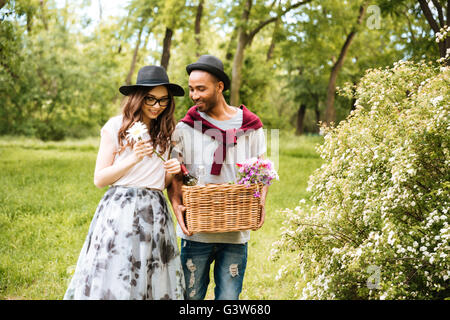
[121,0,187,73]
[417,0,449,62]
[160,0,187,70]
[1,0,443,139]
[125,25,145,85]
[324,1,368,126]
[122,0,157,84]
[194,0,204,57]
[275,0,405,133]
[0,0,128,139]
[266,7,281,61]
[230,0,313,106]
[378,0,449,64]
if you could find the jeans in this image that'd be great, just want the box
[180,239,248,300]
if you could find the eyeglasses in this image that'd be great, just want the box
[144,96,170,107]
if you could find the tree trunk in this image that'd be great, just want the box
[324,2,367,126]
[230,13,280,105]
[230,0,312,106]
[324,65,339,125]
[194,0,204,57]
[350,80,358,111]
[296,104,307,135]
[141,26,151,53]
[230,0,252,106]
[98,0,103,21]
[418,0,450,64]
[351,95,357,111]
[26,11,33,33]
[0,60,18,80]
[39,0,48,30]
[314,100,321,133]
[63,0,69,29]
[125,26,144,85]
[230,31,247,106]
[225,29,238,61]
[161,27,173,70]
[266,16,280,61]
[446,0,449,64]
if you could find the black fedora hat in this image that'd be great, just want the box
[119,66,185,96]
[186,55,230,91]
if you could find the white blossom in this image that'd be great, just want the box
[272,60,449,300]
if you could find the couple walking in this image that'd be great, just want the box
[64,55,268,300]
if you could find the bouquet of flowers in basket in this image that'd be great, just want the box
[236,157,279,197]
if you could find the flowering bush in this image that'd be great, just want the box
[271,60,449,299]
[435,25,449,44]
[236,157,279,197]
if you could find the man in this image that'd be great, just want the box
[168,55,268,300]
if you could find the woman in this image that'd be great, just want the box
[64,66,186,300]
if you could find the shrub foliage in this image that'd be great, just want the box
[271,60,449,299]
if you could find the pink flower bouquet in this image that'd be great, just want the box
[236,157,279,197]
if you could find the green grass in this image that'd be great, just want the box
[0,132,323,300]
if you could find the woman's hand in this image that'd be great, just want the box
[132,140,154,163]
[164,158,181,175]
[94,134,154,188]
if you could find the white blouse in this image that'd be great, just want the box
[101,115,169,190]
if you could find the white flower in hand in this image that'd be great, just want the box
[126,121,167,162]
[126,121,148,143]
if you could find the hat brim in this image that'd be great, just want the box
[186,63,230,91]
[119,83,185,96]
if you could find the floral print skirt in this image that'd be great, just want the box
[64,186,185,300]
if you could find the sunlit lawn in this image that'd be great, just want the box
[0,132,323,299]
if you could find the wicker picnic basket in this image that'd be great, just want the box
[182,183,263,233]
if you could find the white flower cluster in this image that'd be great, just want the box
[437,48,450,64]
[435,25,449,43]
[271,60,449,299]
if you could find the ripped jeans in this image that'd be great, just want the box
[180,239,248,300]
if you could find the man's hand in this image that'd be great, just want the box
[255,184,269,230]
[167,170,193,236]
[174,204,193,236]
[256,202,266,229]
